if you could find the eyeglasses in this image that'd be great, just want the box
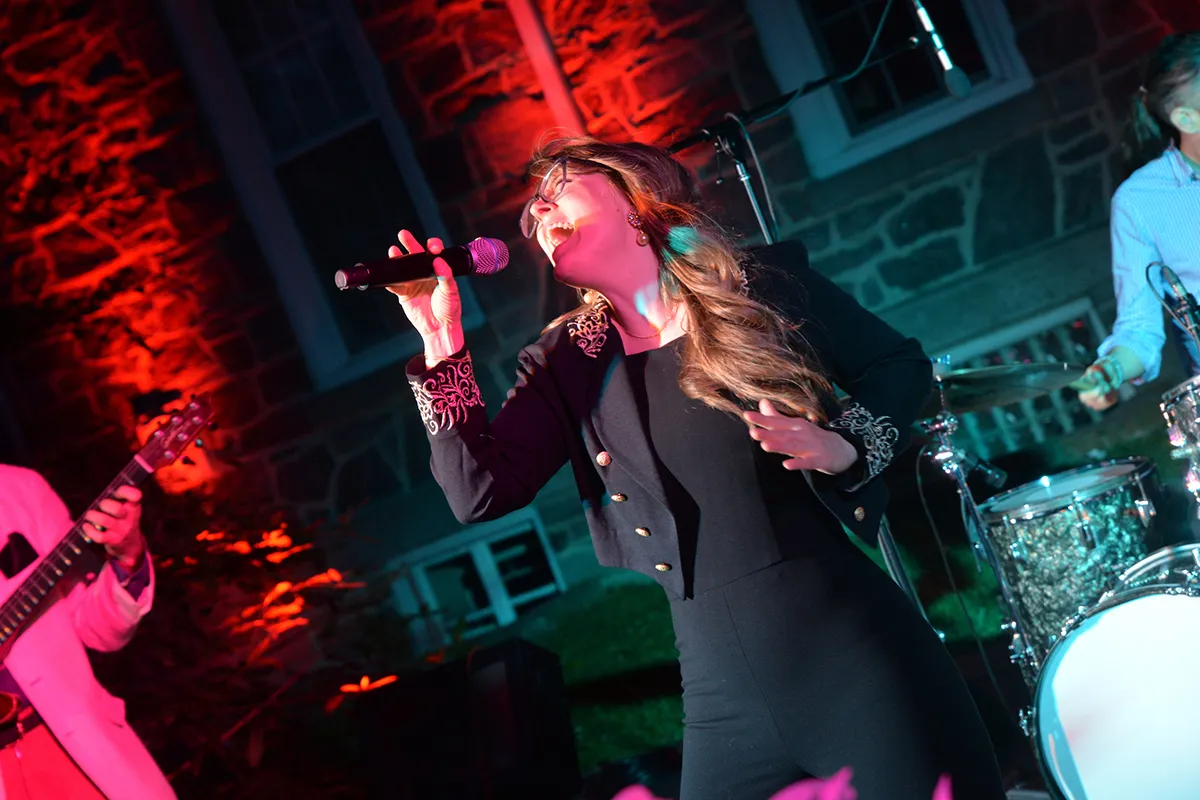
[519,157,573,239]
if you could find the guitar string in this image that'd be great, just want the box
[0,462,147,638]
[0,405,210,639]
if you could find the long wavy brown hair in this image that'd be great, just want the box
[530,136,832,423]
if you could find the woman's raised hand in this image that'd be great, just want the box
[386,230,464,367]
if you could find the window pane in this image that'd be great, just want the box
[425,555,489,617]
[215,0,371,157]
[274,41,340,141]
[489,531,556,599]
[241,58,305,154]
[799,0,992,132]
[276,121,423,355]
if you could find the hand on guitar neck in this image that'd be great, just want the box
[82,485,145,572]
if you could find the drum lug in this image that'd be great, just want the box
[1134,498,1156,528]
[1018,707,1033,738]
[1074,520,1096,549]
[1008,538,1028,562]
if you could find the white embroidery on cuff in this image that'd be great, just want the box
[827,402,900,480]
[409,352,485,435]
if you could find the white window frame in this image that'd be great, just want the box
[389,508,567,651]
[160,0,484,391]
[746,0,1033,179]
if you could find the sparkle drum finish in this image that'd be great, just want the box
[978,458,1163,670]
[1161,375,1200,502]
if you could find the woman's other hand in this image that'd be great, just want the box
[386,230,464,367]
[745,399,859,475]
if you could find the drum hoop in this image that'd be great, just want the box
[979,456,1156,522]
[1117,543,1200,584]
[1031,582,1200,754]
[1161,373,1200,405]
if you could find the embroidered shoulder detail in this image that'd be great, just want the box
[408,352,485,435]
[566,304,610,358]
[827,402,900,480]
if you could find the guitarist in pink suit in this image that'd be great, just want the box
[0,464,175,799]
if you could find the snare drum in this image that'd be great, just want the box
[978,457,1163,665]
[1033,558,1200,800]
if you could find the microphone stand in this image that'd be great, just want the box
[668,35,928,243]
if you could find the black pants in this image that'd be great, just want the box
[669,533,1006,800]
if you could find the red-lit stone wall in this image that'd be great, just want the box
[0,0,263,506]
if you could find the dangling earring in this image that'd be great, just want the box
[627,212,650,247]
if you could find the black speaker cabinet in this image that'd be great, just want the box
[355,637,582,799]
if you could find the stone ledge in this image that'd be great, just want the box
[876,226,1111,354]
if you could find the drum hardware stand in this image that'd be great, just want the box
[918,358,1042,689]
[877,514,936,630]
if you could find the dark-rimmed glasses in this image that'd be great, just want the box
[519,157,574,240]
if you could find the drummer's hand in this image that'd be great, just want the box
[744,399,859,475]
[1072,358,1121,411]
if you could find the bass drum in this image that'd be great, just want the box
[1033,558,1200,800]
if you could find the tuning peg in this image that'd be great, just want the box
[194,438,205,449]
[182,456,195,466]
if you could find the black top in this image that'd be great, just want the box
[634,338,847,594]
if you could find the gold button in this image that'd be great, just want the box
[654,562,672,572]
[596,451,612,466]
[610,492,627,502]
[635,527,651,537]
[853,506,866,522]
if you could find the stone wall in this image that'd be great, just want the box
[1,0,1195,580]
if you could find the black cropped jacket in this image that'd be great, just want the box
[406,241,933,599]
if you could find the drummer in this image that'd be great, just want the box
[1075,31,1200,411]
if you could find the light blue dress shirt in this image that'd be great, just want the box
[1098,144,1200,383]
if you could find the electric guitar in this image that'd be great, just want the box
[0,396,213,726]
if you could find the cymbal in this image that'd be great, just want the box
[923,362,1089,415]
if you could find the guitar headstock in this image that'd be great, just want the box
[139,395,215,472]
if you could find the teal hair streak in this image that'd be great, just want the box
[661,226,703,259]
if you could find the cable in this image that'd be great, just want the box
[721,0,900,242]
[841,0,900,84]
[756,0,900,125]
[915,446,1023,729]
[724,112,780,242]
[1145,261,1200,355]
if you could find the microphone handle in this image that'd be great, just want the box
[335,247,474,290]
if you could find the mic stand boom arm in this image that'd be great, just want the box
[667,34,926,243]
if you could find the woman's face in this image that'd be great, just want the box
[526,164,640,289]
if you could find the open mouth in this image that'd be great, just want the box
[545,220,576,254]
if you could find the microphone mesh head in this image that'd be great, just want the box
[465,237,510,275]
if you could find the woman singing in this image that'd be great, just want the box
[390,138,1004,800]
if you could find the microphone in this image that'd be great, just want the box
[334,237,509,291]
[1158,262,1200,341]
[909,0,972,99]
[959,449,1007,489]
[933,447,1007,488]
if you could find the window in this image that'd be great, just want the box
[747,0,1032,179]
[390,509,567,653]
[161,0,484,389]
[937,299,1123,461]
